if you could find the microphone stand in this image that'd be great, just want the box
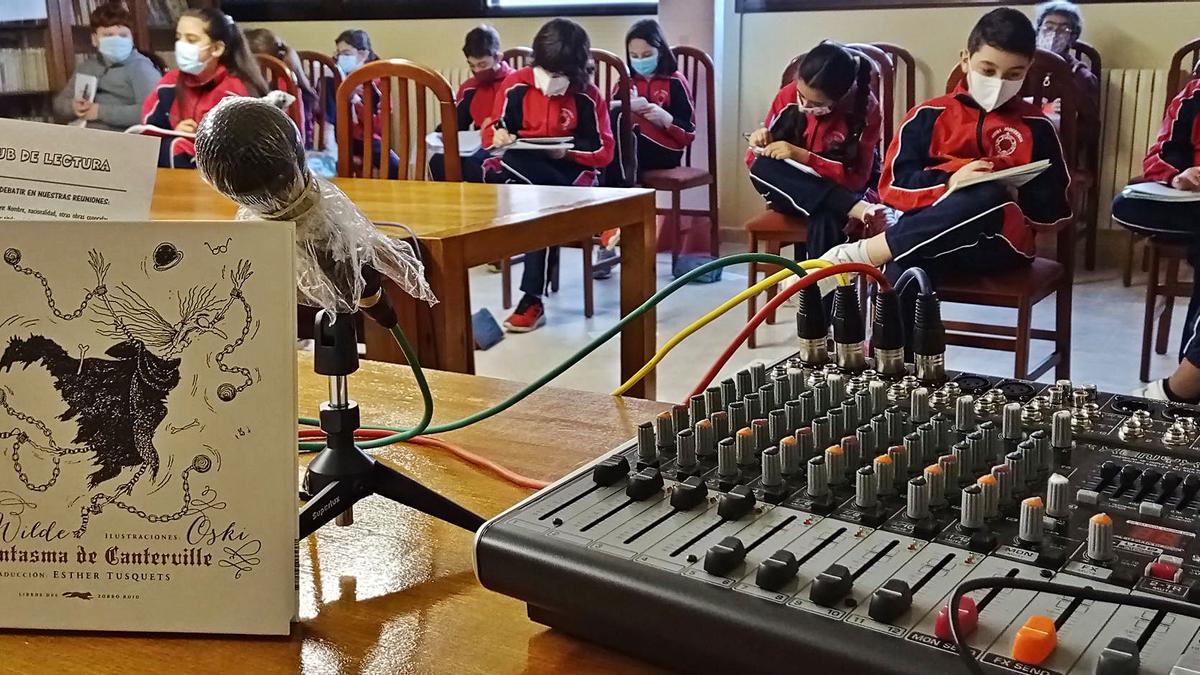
[299,310,484,539]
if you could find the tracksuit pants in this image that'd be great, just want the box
[748,156,862,259]
[606,109,683,186]
[1113,194,1200,366]
[483,151,600,298]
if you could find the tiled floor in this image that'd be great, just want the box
[465,247,1189,404]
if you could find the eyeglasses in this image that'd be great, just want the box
[1040,23,1075,35]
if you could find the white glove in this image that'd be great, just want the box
[644,104,675,128]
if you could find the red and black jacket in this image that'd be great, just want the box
[880,86,1072,227]
[483,66,615,169]
[614,71,696,152]
[1144,78,1200,183]
[745,80,882,193]
[456,61,516,131]
[141,65,250,130]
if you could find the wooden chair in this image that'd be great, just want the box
[298,50,342,152]
[937,49,1080,380]
[745,44,900,348]
[335,59,461,181]
[502,46,533,70]
[1055,40,1103,271]
[255,53,304,132]
[642,46,719,264]
[1124,38,1200,287]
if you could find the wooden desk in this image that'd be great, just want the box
[0,354,671,674]
[151,169,659,399]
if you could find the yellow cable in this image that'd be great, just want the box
[612,259,847,396]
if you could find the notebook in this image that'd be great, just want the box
[425,130,483,156]
[749,146,820,177]
[1121,181,1200,203]
[934,159,1051,205]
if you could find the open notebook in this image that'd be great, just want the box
[934,159,1050,204]
[425,130,483,156]
[1121,181,1200,203]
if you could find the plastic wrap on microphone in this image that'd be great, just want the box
[193,96,437,315]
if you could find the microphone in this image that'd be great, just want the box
[193,96,436,329]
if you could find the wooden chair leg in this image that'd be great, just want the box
[1141,245,1161,382]
[1123,233,1136,288]
[765,241,782,325]
[501,257,513,310]
[748,235,760,349]
[1055,280,1073,381]
[670,189,684,264]
[1157,252,1178,356]
[581,239,594,319]
[708,182,720,259]
[1014,301,1032,380]
[1084,189,1098,272]
[549,248,560,293]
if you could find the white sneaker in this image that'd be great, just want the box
[820,240,874,267]
[1132,379,1168,401]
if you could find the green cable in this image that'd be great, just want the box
[298,252,809,451]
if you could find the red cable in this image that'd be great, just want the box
[687,263,890,401]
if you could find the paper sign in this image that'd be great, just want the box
[0,118,158,222]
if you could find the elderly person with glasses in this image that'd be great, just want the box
[1033,1,1100,139]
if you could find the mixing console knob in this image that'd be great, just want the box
[918,423,938,464]
[807,456,830,498]
[841,435,862,472]
[930,413,951,453]
[904,433,924,475]
[886,446,906,490]
[689,395,707,428]
[797,392,816,428]
[1002,402,1023,444]
[856,387,874,421]
[856,425,877,462]
[1013,615,1057,665]
[717,438,740,489]
[809,564,853,607]
[779,436,800,476]
[711,411,731,445]
[814,381,832,417]
[695,420,716,459]
[1087,512,1117,562]
[728,402,748,439]
[1046,473,1072,519]
[676,430,699,476]
[960,484,984,530]
[755,549,799,591]
[736,427,756,467]
[1018,496,1045,544]
[869,379,888,416]
[871,415,889,453]
[992,464,1013,508]
[977,474,999,520]
[1005,451,1025,498]
[1030,429,1050,474]
[752,419,771,454]
[813,416,833,452]
[671,405,690,444]
[656,411,677,458]
[670,475,708,510]
[592,455,631,486]
[1096,637,1140,675]
[869,578,913,623]
[761,447,786,503]
[637,422,658,468]
[828,373,845,406]
[1018,442,1037,487]
[855,466,878,508]
[721,378,738,409]
[1051,410,1073,461]
[626,467,665,500]
[717,484,756,520]
[704,386,724,422]
[826,445,847,486]
[757,383,775,415]
[745,394,763,424]
[910,387,931,425]
[796,428,815,465]
[703,535,746,576]
[769,409,788,446]
[751,362,767,391]
[979,420,999,466]
[956,395,977,433]
[952,443,971,485]
[841,399,859,435]
[874,455,896,497]
[907,477,930,520]
[939,454,960,500]
[773,375,791,411]
[966,432,986,473]
[925,465,947,507]
[885,406,905,445]
[785,400,804,438]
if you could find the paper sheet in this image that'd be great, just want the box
[1122,181,1200,203]
[425,130,483,156]
[934,159,1051,205]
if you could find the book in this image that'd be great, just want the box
[1121,181,1200,203]
[749,146,820,177]
[124,124,196,139]
[502,140,575,152]
[514,136,573,145]
[0,219,299,635]
[934,159,1051,205]
[425,130,483,156]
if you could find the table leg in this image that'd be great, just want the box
[620,194,658,400]
[426,239,475,374]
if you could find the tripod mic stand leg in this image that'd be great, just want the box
[299,478,364,539]
[370,461,485,532]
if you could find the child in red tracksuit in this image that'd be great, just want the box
[1114,77,1200,402]
[430,24,515,182]
[141,9,268,168]
[483,18,615,333]
[746,41,886,259]
[821,8,1071,281]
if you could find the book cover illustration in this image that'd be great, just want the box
[0,221,297,635]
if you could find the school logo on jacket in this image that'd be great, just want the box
[559,107,576,130]
[653,89,669,105]
[990,127,1024,158]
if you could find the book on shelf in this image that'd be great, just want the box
[0,47,49,93]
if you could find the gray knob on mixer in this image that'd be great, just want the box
[869,380,888,416]
[745,393,763,423]
[871,414,888,451]
[966,432,986,474]
[857,424,877,460]
[887,445,907,491]
[841,399,859,435]
[797,391,816,427]
[637,421,658,466]
[807,456,830,497]
[952,442,971,485]
[907,477,930,520]
[1005,450,1024,497]
[979,420,999,465]
[828,407,847,442]
[780,436,801,476]
[788,368,806,401]
[875,454,897,496]
[689,395,708,428]
[856,387,874,421]
[1017,440,1037,485]
[1051,411,1073,450]
[814,381,832,417]
[1046,473,1072,519]
[826,445,847,486]
[728,402,748,439]
[956,395,976,433]
[773,375,791,410]
[736,427,756,467]
[1087,512,1116,562]
[761,447,783,490]
[991,464,1013,508]
[717,438,739,481]
[757,383,775,415]
[960,484,984,530]
[796,428,815,465]
[911,387,931,425]
[926,464,947,507]
[736,369,754,400]
[671,431,696,478]
[885,406,905,445]
[750,362,767,391]
[918,423,937,464]
[752,418,771,453]
[656,411,676,457]
[721,378,738,409]
[769,409,789,446]
[813,416,832,451]
[1018,496,1045,544]
[785,400,804,437]
[841,435,862,472]
[939,454,960,498]
[711,410,730,443]
[1032,429,1052,474]
[904,433,924,475]
[704,386,724,422]
[977,474,999,520]
[671,405,690,442]
[855,466,878,508]
[1002,402,1023,442]
[930,413,951,453]
[827,373,845,406]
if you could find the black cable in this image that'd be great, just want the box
[948,576,1200,674]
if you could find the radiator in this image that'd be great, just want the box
[1097,68,1170,229]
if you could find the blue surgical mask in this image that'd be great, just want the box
[630,53,658,78]
[175,40,207,75]
[97,35,134,63]
[337,53,362,76]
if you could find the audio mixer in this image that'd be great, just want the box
[474,289,1200,675]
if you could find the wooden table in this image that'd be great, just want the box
[151,169,659,399]
[0,354,671,674]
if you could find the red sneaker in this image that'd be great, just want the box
[599,228,621,250]
[504,296,546,333]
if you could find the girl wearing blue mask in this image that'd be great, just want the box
[325,29,399,178]
[52,2,160,132]
[605,19,695,188]
[140,8,267,168]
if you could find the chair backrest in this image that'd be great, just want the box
[140,49,167,74]
[335,59,461,181]
[591,47,636,186]
[869,42,916,150]
[502,47,533,70]
[1071,41,1101,77]
[255,53,304,132]
[298,50,342,152]
[1167,37,1200,103]
[671,46,716,180]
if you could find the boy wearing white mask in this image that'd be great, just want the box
[53,2,160,132]
[822,8,1071,283]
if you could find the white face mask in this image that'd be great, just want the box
[337,53,362,76]
[798,104,832,117]
[1036,30,1072,56]
[966,69,1024,112]
[533,66,570,97]
[175,40,208,75]
[97,35,134,63]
